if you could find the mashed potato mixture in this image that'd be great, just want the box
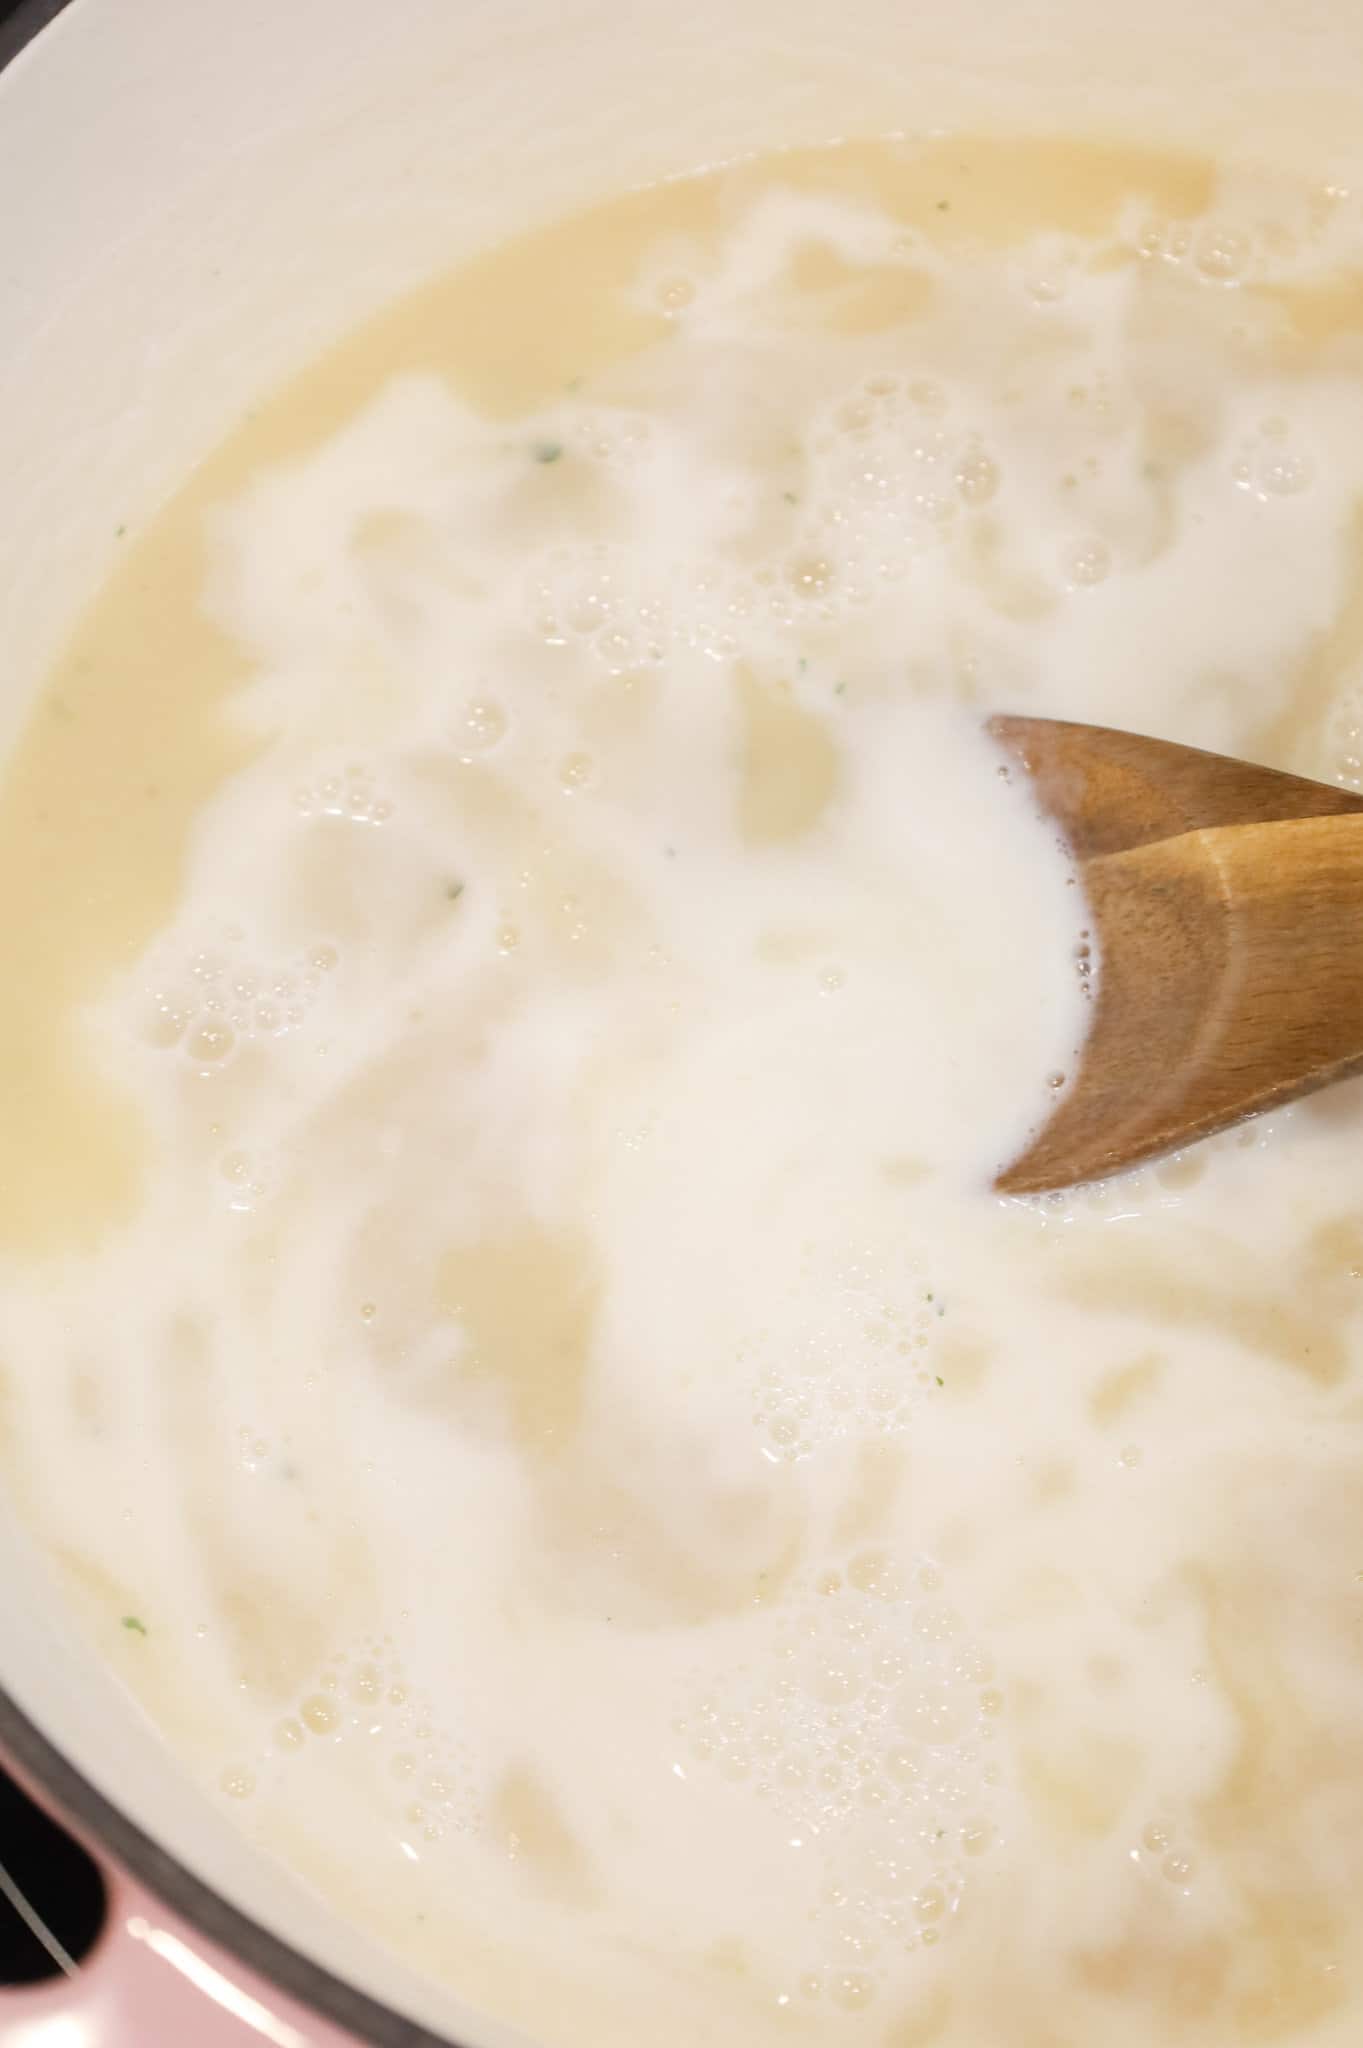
[6,137,1363,2045]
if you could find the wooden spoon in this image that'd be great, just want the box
[989,715,1363,1194]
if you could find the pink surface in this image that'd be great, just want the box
[0,1748,378,2047]
[0,1860,365,2046]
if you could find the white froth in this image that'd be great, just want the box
[8,155,1363,2048]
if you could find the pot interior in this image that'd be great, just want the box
[4,0,1363,2039]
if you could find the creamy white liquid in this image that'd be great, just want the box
[6,138,1363,2046]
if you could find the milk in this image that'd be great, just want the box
[4,136,1363,2046]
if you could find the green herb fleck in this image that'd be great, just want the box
[122,1615,148,1636]
[783,490,799,505]
[936,1302,946,1318]
[936,200,951,213]
[833,682,846,697]
[445,879,465,902]
[798,658,808,675]
[533,440,564,465]
[935,1827,946,1839]
[935,1376,945,1388]
[115,524,127,538]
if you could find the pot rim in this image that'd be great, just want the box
[0,0,67,66]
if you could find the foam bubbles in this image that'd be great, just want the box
[656,277,697,317]
[295,761,393,824]
[1137,1816,1197,1895]
[1017,235,1082,307]
[748,1245,943,1464]
[219,1148,276,1215]
[136,925,338,1069]
[681,1550,1000,2006]
[802,379,979,587]
[954,448,1000,507]
[454,700,509,759]
[260,1636,480,1854]
[187,1020,236,1064]
[1194,223,1252,286]
[1232,418,1315,500]
[301,1693,341,1736]
[526,541,781,674]
[1325,689,1363,789]
[1130,209,1256,288]
[1061,538,1112,588]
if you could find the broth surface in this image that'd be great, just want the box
[6,137,1363,2045]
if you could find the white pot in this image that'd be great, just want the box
[0,0,1360,2040]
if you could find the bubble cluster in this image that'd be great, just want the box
[294,761,393,824]
[1136,1815,1197,1894]
[1074,929,1095,999]
[1016,236,1081,307]
[236,1424,272,1473]
[253,1635,479,1853]
[954,448,1000,507]
[138,929,339,1069]
[797,376,1005,603]
[578,408,657,469]
[1060,538,1112,588]
[748,1248,943,1464]
[1134,215,1254,285]
[655,277,697,319]
[218,1147,278,1214]
[521,371,1018,679]
[1325,690,1363,790]
[1232,417,1315,500]
[527,543,778,674]
[528,545,669,672]
[1194,223,1253,287]
[453,698,509,760]
[679,1551,1001,2007]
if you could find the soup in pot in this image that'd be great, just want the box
[5,136,1363,2046]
